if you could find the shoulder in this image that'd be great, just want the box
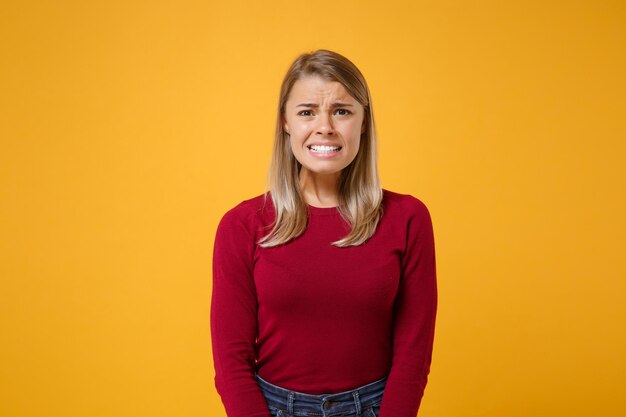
[382,188,432,220]
[217,192,274,231]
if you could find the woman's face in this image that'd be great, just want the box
[283,75,365,178]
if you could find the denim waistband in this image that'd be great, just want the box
[255,373,387,416]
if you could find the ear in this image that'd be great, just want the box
[361,118,366,134]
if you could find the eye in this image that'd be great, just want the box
[334,108,352,116]
[297,110,313,116]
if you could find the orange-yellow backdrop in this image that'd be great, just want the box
[1,1,624,416]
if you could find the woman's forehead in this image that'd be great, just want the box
[287,76,357,104]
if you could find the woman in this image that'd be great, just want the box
[211,49,437,417]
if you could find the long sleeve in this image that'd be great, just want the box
[210,208,271,417]
[378,198,438,417]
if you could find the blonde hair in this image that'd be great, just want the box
[258,49,383,248]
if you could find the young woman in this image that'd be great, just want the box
[211,49,437,417]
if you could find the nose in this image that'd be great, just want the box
[316,113,334,135]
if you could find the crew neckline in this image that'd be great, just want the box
[307,204,340,216]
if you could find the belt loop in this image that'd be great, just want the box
[287,391,295,417]
[353,391,361,417]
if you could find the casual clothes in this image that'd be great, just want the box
[211,189,437,417]
[256,372,387,417]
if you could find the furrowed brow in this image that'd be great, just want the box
[295,102,354,108]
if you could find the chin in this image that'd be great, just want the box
[301,165,346,176]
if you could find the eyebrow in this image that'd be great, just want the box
[295,102,354,108]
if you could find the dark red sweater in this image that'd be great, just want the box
[211,189,437,417]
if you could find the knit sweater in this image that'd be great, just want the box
[210,189,437,417]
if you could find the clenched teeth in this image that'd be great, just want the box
[308,145,342,152]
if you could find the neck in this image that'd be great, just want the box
[299,168,341,208]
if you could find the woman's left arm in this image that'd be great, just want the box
[379,197,438,417]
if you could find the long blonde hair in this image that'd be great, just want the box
[258,49,383,248]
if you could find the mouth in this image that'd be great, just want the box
[307,145,342,154]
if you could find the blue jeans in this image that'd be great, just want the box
[255,373,387,417]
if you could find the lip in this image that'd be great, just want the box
[307,146,342,158]
[307,143,342,148]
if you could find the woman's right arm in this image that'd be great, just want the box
[210,208,271,417]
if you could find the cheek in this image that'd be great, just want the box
[291,123,312,137]
[345,122,364,143]
[350,141,361,157]
[288,136,304,156]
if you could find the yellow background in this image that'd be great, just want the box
[1,1,624,416]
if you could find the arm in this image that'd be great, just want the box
[210,209,271,417]
[379,198,438,417]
